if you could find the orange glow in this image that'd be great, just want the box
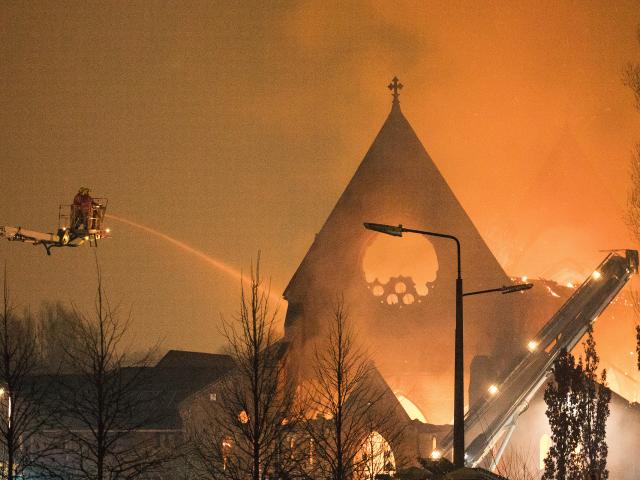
[395,393,427,423]
[402,293,415,305]
[238,410,249,424]
[357,431,396,478]
[106,214,282,305]
[362,234,438,297]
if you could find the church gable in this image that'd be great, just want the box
[283,80,519,424]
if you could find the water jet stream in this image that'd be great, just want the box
[105,214,282,306]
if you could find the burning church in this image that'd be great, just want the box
[282,78,555,424]
[182,78,640,478]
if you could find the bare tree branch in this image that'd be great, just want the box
[185,253,300,480]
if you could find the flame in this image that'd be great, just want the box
[395,392,427,423]
[362,234,438,296]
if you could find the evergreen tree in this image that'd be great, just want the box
[575,327,611,480]
[542,348,582,480]
[543,329,612,480]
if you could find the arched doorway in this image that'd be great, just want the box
[356,431,396,480]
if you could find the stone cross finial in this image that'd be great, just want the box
[388,77,403,104]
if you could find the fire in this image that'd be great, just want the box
[363,234,438,297]
[394,392,427,423]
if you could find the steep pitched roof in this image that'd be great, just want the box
[284,87,508,304]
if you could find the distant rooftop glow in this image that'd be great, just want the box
[395,393,427,423]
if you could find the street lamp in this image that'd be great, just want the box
[363,222,532,469]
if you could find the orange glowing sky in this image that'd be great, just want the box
[1,1,640,356]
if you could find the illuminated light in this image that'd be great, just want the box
[592,270,602,280]
[540,434,551,470]
[358,431,396,477]
[386,294,399,305]
[566,282,574,288]
[546,286,560,298]
[238,410,249,424]
[488,384,499,396]
[84,236,89,241]
[0,388,5,397]
[395,282,407,294]
[372,285,384,297]
[430,450,442,460]
[527,340,539,352]
[521,276,528,282]
[402,293,415,305]
[105,228,111,233]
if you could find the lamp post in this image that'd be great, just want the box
[363,222,532,469]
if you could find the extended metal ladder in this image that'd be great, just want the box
[440,250,638,467]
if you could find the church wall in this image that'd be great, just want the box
[283,104,564,424]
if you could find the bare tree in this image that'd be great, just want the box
[185,256,298,480]
[493,447,537,480]
[623,27,640,111]
[0,266,57,479]
[52,265,169,480]
[303,302,402,480]
[35,301,82,373]
[623,26,640,373]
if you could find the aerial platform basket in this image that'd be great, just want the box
[0,197,110,255]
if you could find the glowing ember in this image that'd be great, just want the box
[238,410,249,424]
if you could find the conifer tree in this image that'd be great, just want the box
[543,348,582,480]
[575,327,611,480]
[543,329,611,480]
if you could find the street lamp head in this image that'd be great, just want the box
[500,283,534,294]
[363,222,403,237]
